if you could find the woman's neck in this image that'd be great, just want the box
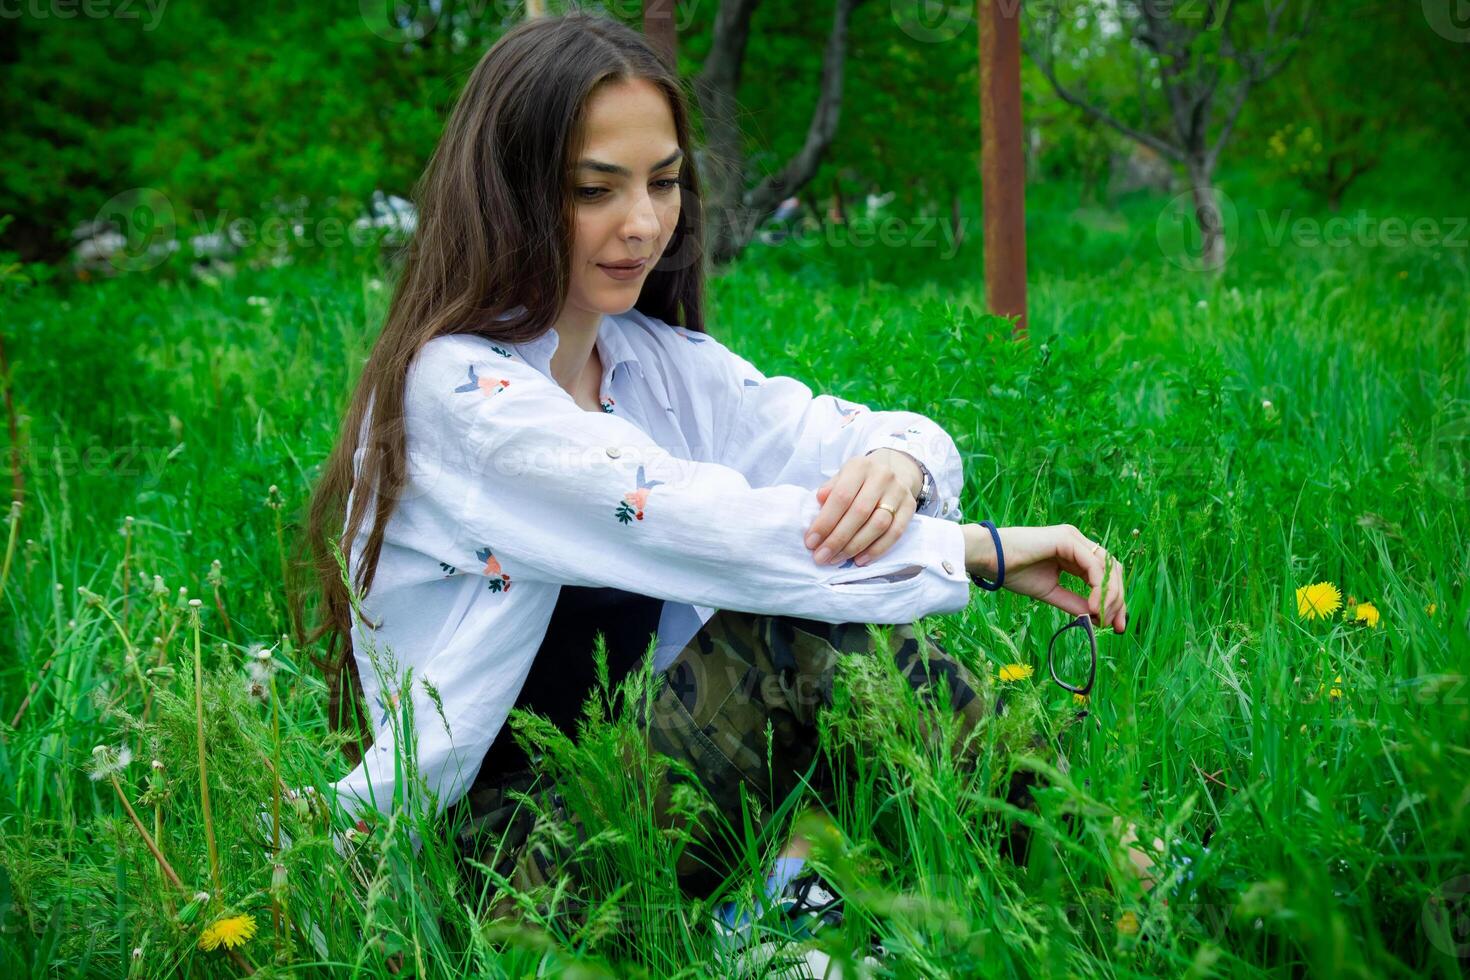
[548,305,605,408]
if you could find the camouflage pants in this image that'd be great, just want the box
[450,608,1029,918]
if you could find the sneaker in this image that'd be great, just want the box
[711,871,886,975]
[775,872,845,938]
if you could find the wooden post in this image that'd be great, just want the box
[643,0,678,69]
[979,0,1027,339]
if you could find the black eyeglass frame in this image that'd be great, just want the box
[1047,614,1098,697]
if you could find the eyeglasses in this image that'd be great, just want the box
[1046,614,1098,698]
[993,614,1100,728]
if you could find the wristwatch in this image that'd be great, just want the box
[913,459,935,510]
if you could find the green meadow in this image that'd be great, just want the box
[1,181,1466,977]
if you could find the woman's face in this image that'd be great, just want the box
[566,76,683,318]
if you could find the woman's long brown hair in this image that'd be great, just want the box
[302,12,707,764]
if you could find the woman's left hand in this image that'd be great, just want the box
[804,449,923,566]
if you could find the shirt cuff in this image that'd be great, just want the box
[821,514,971,621]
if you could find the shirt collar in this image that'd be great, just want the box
[514,312,645,383]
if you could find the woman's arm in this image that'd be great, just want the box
[401,335,972,624]
[688,334,964,523]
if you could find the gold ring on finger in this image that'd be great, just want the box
[877,502,897,515]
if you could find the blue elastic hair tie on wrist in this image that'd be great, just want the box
[972,520,1004,591]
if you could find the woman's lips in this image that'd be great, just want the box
[598,259,647,281]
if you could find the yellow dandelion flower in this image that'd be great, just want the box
[1073,692,1090,706]
[198,914,257,952]
[1329,675,1344,700]
[998,663,1033,683]
[1425,603,1437,617]
[1117,910,1140,936]
[1352,602,1380,628]
[1296,582,1342,620]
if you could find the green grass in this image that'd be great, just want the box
[1,187,1466,977]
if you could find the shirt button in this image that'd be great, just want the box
[605,447,622,459]
[942,560,955,575]
[941,501,950,515]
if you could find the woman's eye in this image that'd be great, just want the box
[576,179,679,201]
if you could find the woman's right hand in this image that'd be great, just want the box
[964,523,1128,633]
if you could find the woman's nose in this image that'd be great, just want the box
[622,191,660,242]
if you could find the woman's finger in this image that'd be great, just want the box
[1036,580,1094,619]
[1094,547,1120,624]
[806,470,862,553]
[815,475,892,562]
[852,492,915,565]
[1105,556,1127,632]
[1058,527,1108,621]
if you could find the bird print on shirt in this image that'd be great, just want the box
[615,464,664,524]
[475,546,512,592]
[835,401,865,427]
[489,344,513,359]
[375,687,401,729]
[600,395,616,413]
[454,364,511,398]
[672,326,708,344]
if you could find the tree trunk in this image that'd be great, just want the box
[1187,160,1226,272]
[695,0,864,265]
[949,189,964,249]
[830,175,847,224]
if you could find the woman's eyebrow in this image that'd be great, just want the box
[575,148,683,176]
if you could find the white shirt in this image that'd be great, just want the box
[334,307,971,821]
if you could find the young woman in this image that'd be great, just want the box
[305,11,1127,920]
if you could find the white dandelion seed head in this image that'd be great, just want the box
[131,947,143,960]
[151,759,165,770]
[193,891,210,904]
[245,677,270,703]
[88,744,133,781]
[188,597,201,608]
